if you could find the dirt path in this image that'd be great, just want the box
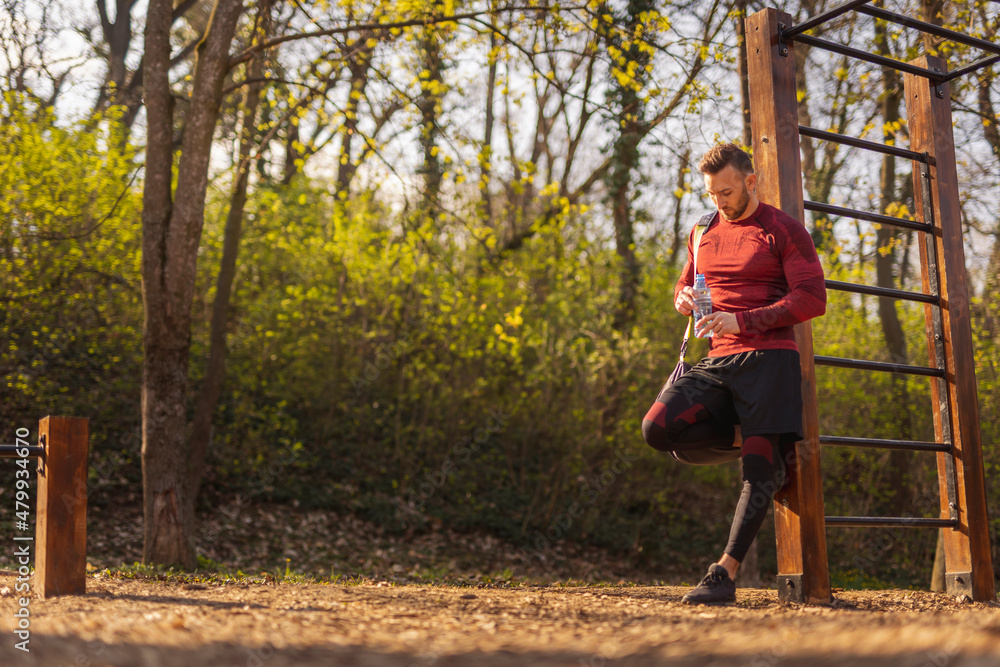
[2,572,999,666]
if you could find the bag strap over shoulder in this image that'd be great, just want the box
[681,212,716,358]
[692,211,714,276]
[679,317,692,362]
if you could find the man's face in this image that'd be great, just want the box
[704,165,756,221]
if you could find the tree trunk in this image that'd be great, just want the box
[931,528,946,591]
[605,0,651,333]
[480,22,498,226]
[417,28,444,213]
[282,120,301,186]
[922,0,945,55]
[669,149,690,267]
[739,539,762,588]
[141,0,244,568]
[95,0,199,130]
[736,0,751,148]
[94,0,138,107]
[976,66,1000,332]
[610,132,641,333]
[874,5,912,517]
[737,461,762,588]
[92,0,142,118]
[336,36,374,193]
[792,7,854,253]
[185,0,271,536]
[593,0,653,442]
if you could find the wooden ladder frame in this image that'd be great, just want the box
[746,7,995,604]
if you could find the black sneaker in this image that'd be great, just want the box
[682,564,736,604]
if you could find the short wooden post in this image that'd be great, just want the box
[904,58,996,602]
[746,7,831,604]
[36,416,89,598]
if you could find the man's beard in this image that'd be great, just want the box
[722,185,750,221]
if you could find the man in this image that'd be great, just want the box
[642,143,826,604]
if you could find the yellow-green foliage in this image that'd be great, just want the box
[4,90,999,586]
[0,95,143,467]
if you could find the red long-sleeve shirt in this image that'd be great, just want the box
[674,202,826,357]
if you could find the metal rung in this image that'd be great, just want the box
[826,280,938,305]
[820,435,950,453]
[855,5,1000,59]
[942,54,1000,83]
[780,0,873,39]
[814,355,944,377]
[791,33,948,83]
[804,200,932,233]
[800,126,930,163]
[826,516,958,528]
[0,444,44,458]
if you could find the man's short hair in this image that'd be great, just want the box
[698,143,754,176]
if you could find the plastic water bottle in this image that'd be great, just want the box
[693,273,713,338]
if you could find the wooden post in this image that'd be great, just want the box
[745,8,831,604]
[36,416,89,598]
[904,58,996,602]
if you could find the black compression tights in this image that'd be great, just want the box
[642,395,738,464]
[643,394,785,563]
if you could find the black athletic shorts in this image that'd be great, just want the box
[661,348,804,441]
